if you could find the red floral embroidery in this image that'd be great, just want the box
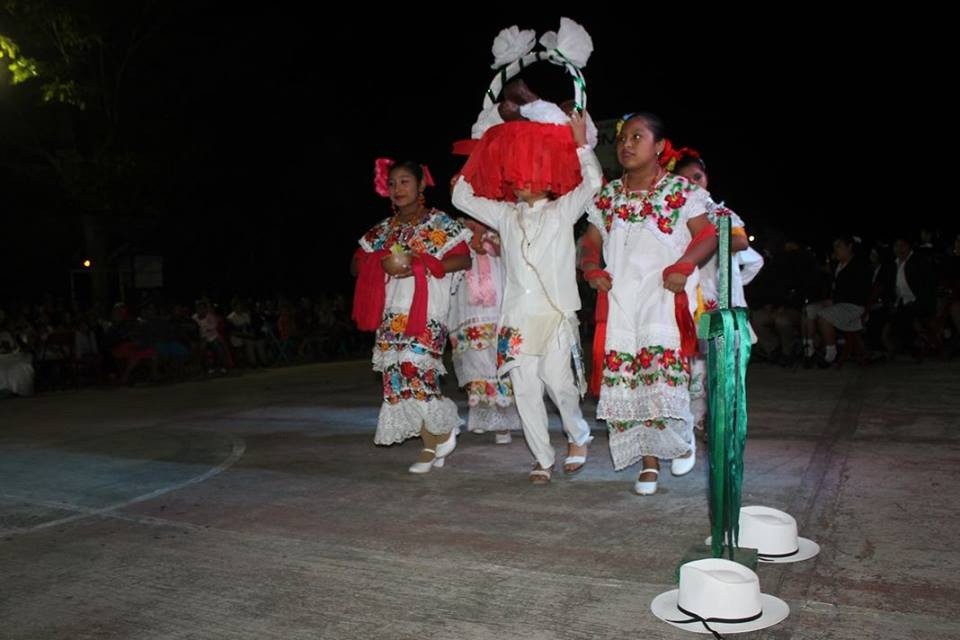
[665,192,687,209]
[637,348,655,369]
[400,361,419,379]
[660,349,677,368]
[496,326,523,369]
[606,351,624,371]
[601,345,690,390]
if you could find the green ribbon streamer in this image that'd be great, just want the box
[699,215,751,559]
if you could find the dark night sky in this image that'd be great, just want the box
[1,6,951,302]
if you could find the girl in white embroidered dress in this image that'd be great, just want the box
[582,113,717,495]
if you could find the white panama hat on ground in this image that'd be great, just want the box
[651,558,789,636]
[705,505,820,564]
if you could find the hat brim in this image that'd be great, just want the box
[651,589,790,634]
[704,536,821,564]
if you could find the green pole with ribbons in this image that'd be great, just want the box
[698,214,752,559]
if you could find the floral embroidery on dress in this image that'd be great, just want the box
[382,359,441,405]
[449,322,497,353]
[362,209,467,256]
[601,345,691,389]
[496,326,523,369]
[464,378,515,406]
[592,175,701,235]
[377,314,446,356]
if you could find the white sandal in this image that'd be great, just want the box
[634,468,660,495]
[529,464,552,485]
[564,435,593,474]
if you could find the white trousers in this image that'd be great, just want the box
[508,343,592,469]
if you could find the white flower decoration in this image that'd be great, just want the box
[539,31,558,51]
[554,17,593,68]
[491,26,536,69]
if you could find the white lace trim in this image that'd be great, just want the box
[597,385,692,424]
[608,418,693,470]
[374,397,462,445]
[468,403,522,432]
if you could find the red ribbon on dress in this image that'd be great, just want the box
[404,253,446,337]
[351,248,390,331]
[589,289,609,398]
[403,242,470,337]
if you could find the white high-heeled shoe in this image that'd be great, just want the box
[671,440,696,477]
[408,448,438,474]
[670,440,697,476]
[634,468,660,495]
[435,429,457,459]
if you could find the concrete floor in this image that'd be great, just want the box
[1,359,958,639]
